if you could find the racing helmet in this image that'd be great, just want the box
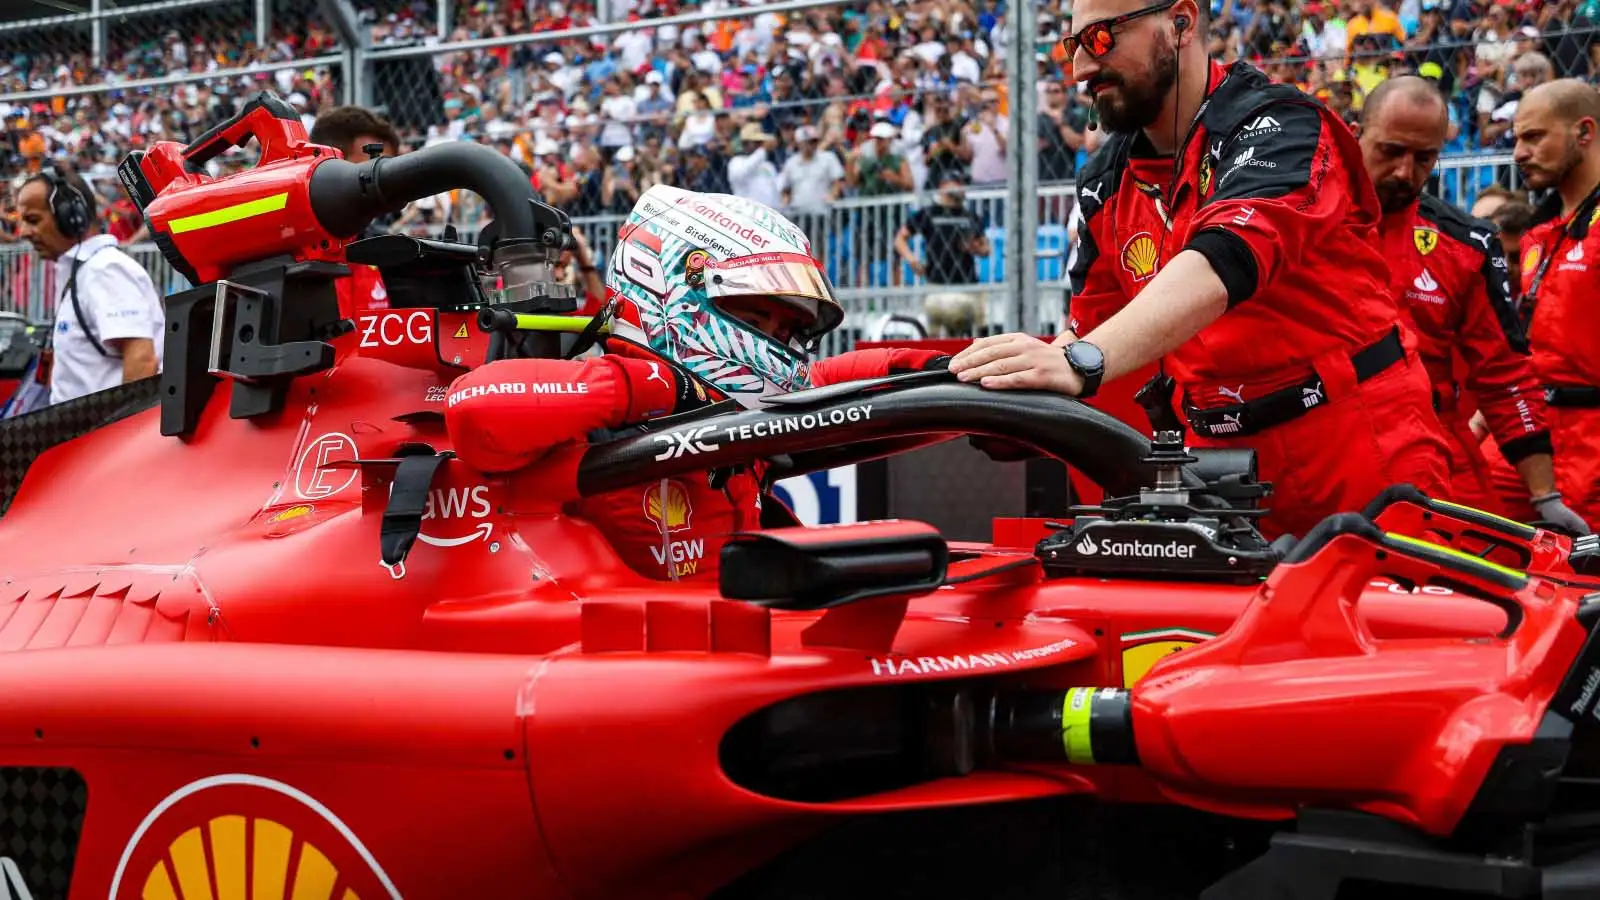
[602,185,844,407]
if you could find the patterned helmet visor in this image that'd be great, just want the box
[704,252,845,341]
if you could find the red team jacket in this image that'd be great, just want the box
[1523,185,1600,391]
[445,345,945,581]
[1068,60,1405,403]
[1383,194,1551,464]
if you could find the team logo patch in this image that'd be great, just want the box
[1120,232,1159,282]
[1523,245,1542,274]
[1590,206,1600,229]
[1413,227,1439,255]
[643,479,694,533]
[1197,152,1213,197]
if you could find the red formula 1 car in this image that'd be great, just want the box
[3,92,1600,900]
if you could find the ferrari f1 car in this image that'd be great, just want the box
[2,93,1600,900]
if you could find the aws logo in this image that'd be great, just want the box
[1120,628,1214,687]
[1120,232,1159,282]
[110,775,402,900]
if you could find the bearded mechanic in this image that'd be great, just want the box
[1498,79,1600,531]
[947,0,1449,539]
[1357,76,1585,534]
[441,185,949,582]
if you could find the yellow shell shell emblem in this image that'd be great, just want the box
[1523,245,1541,274]
[1413,227,1439,255]
[1121,233,1160,281]
[140,815,363,900]
[643,479,693,532]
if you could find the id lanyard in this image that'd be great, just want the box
[1524,185,1600,309]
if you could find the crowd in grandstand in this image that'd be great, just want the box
[0,0,1595,244]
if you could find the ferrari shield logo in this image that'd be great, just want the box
[1413,227,1439,255]
[1198,152,1214,197]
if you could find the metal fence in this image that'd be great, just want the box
[0,153,1523,359]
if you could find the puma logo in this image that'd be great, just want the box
[647,361,670,388]
[1081,182,1102,203]
[1218,384,1246,404]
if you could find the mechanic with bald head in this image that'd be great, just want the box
[1357,76,1583,533]
[946,0,1449,539]
[1506,79,1600,530]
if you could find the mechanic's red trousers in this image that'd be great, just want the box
[1479,433,1537,524]
[1437,401,1503,517]
[1191,357,1452,541]
[1480,406,1600,529]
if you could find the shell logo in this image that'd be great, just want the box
[111,775,402,900]
[643,479,693,533]
[1120,232,1159,282]
[140,816,364,900]
[1523,245,1541,276]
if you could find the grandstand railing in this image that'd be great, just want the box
[0,153,1521,357]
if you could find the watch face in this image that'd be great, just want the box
[1068,341,1104,372]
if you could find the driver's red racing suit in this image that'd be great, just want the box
[1379,194,1549,516]
[1068,60,1449,540]
[444,346,946,581]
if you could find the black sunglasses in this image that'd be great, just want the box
[1063,0,1181,58]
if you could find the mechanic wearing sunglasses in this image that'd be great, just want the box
[948,0,1451,541]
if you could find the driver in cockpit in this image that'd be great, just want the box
[444,185,949,582]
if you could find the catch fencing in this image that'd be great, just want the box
[0,153,1522,357]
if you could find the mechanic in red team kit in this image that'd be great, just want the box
[1358,77,1586,534]
[444,185,947,582]
[946,0,1449,539]
[1499,79,1600,530]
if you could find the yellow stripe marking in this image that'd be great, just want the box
[168,193,289,234]
[508,314,612,334]
[1385,532,1527,581]
[1431,498,1534,534]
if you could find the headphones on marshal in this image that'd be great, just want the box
[35,165,92,241]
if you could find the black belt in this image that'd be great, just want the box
[1545,385,1600,408]
[1185,328,1405,439]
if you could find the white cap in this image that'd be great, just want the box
[645,70,664,84]
[869,122,896,139]
[795,125,819,142]
[543,51,565,66]
[616,144,636,162]
[534,137,560,156]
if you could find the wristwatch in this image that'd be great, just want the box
[1064,341,1105,399]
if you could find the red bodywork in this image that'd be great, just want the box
[0,317,1592,897]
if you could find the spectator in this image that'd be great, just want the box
[919,92,971,189]
[601,144,643,214]
[967,87,1008,186]
[729,123,782,210]
[894,175,990,337]
[779,124,845,255]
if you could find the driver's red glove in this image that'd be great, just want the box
[445,356,699,473]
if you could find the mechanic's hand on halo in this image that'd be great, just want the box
[1533,493,1592,536]
[948,332,1082,394]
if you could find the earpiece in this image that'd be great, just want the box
[1175,14,1190,31]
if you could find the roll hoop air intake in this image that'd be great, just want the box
[307,141,554,250]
